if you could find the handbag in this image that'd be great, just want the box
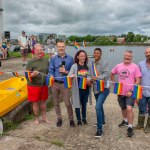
[27,44,31,53]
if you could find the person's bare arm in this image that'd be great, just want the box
[110,72,115,82]
[135,77,141,85]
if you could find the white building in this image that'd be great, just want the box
[0,0,3,43]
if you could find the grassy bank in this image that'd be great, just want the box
[8,51,49,59]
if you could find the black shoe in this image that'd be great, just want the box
[118,120,128,127]
[82,119,88,124]
[56,119,62,127]
[77,120,82,126]
[95,130,103,138]
[94,123,97,127]
[23,64,26,67]
[127,127,134,137]
[70,120,75,127]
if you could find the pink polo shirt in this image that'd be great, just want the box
[111,63,141,96]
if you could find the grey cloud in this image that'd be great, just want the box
[2,0,150,38]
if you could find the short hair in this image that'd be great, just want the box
[74,50,88,65]
[94,48,102,53]
[34,43,42,50]
[56,39,65,44]
[125,50,133,53]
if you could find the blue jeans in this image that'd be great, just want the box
[94,88,110,131]
[139,95,150,115]
[75,88,89,121]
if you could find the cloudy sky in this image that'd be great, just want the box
[2,0,150,38]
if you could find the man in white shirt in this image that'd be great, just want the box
[47,35,56,58]
[18,31,29,67]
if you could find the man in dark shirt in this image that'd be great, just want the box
[48,40,75,127]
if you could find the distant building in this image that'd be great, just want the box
[57,35,66,42]
[117,37,126,44]
[0,0,3,43]
[144,39,150,44]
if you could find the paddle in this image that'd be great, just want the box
[0,118,3,138]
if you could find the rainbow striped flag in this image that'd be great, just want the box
[25,71,32,82]
[132,85,143,99]
[64,77,72,88]
[46,76,54,87]
[96,80,105,92]
[79,77,87,89]
[83,40,86,47]
[12,72,19,77]
[114,83,123,95]
[92,62,99,77]
[0,71,4,75]
[74,41,80,50]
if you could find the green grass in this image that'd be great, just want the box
[8,51,49,59]
[4,121,18,131]
[51,140,64,147]
[24,113,34,120]
[9,51,22,57]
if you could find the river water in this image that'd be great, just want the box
[65,45,148,70]
[11,45,148,70]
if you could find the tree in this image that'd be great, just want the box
[94,36,114,45]
[68,36,78,42]
[133,34,142,42]
[126,32,135,42]
[84,35,92,42]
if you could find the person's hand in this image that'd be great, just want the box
[87,79,93,86]
[30,71,39,77]
[92,76,98,81]
[126,91,132,97]
[59,67,65,73]
[70,74,76,78]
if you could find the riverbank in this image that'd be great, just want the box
[0,58,150,150]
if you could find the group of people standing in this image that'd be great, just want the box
[0,38,9,68]
[25,40,150,138]
[18,31,38,67]
[18,31,56,68]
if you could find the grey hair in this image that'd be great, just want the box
[125,50,133,53]
[34,43,43,50]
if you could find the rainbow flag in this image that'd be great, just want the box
[83,40,86,47]
[74,41,80,50]
[114,83,123,95]
[79,77,87,89]
[46,76,54,87]
[64,77,72,88]
[25,71,32,82]
[96,80,105,92]
[132,85,143,99]
[12,72,19,77]
[0,71,4,75]
[92,62,99,77]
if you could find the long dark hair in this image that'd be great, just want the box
[74,50,88,65]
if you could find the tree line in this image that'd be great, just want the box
[67,32,150,45]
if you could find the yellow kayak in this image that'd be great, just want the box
[0,77,27,117]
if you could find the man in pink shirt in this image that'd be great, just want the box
[110,50,141,137]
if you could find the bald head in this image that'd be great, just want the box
[145,47,150,61]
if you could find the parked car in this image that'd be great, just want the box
[13,45,20,52]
